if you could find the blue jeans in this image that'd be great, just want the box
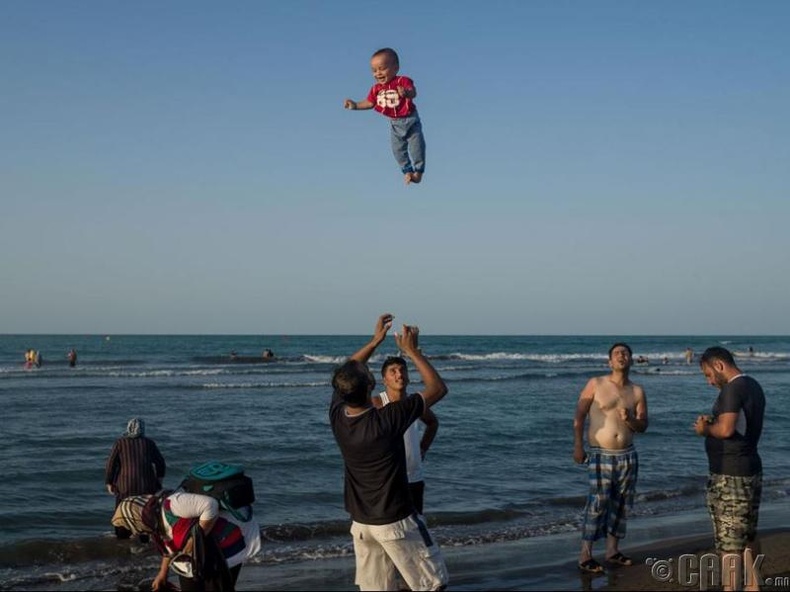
[389,113,425,174]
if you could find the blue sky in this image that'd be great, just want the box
[2,1,788,335]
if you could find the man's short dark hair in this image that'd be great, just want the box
[381,356,407,377]
[332,360,373,406]
[608,342,633,358]
[699,346,736,367]
[372,47,399,67]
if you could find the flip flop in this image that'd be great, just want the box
[578,558,605,574]
[606,552,633,566]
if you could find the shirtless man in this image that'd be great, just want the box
[573,343,649,574]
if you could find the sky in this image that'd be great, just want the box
[2,1,788,335]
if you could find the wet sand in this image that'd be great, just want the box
[234,503,790,591]
[600,528,790,591]
[234,529,790,591]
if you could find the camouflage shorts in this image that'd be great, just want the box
[706,472,762,553]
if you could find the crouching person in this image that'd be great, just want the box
[112,490,261,591]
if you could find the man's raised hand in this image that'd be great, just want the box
[395,324,420,356]
[372,313,394,345]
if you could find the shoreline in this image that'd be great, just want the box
[4,502,789,590]
[235,501,790,591]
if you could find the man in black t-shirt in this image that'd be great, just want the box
[329,314,449,591]
[694,346,765,590]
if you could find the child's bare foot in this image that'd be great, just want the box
[411,172,423,184]
[404,172,414,185]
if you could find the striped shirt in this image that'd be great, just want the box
[105,437,166,499]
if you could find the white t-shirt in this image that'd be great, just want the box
[162,491,261,568]
[379,391,424,483]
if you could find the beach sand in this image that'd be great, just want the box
[598,528,790,592]
[235,530,790,591]
[235,503,790,591]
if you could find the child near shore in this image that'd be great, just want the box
[344,48,426,185]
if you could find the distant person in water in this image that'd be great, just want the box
[105,418,167,539]
[685,347,694,365]
[67,349,78,367]
[262,349,274,359]
[573,343,649,574]
[24,349,42,368]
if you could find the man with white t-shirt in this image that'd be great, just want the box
[373,356,439,515]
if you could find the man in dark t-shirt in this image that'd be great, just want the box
[694,346,765,590]
[329,314,449,591]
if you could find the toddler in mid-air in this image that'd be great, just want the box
[344,48,426,185]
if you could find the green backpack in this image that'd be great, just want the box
[179,461,255,521]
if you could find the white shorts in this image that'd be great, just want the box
[350,514,448,591]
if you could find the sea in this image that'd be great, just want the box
[1,334,789,591]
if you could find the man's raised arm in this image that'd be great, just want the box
[350,313,393,363]
[395,325,448,408]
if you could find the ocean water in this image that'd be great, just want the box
[1,334,789,590]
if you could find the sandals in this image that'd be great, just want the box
[578,552,632,574]
[578,558,605,574]
[606,552,634,566]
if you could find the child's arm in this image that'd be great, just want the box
[397,86,416,99]
[397,77,417,99]
[344,98,374,110]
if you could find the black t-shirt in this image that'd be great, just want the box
[705,375,765,476]
[329,390,425,525]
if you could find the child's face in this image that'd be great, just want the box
[370,54,398,85]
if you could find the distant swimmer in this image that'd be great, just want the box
[344,48,426,185]
[262,348,274,359]
[67,349,78,367]
[685,347,694,365]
